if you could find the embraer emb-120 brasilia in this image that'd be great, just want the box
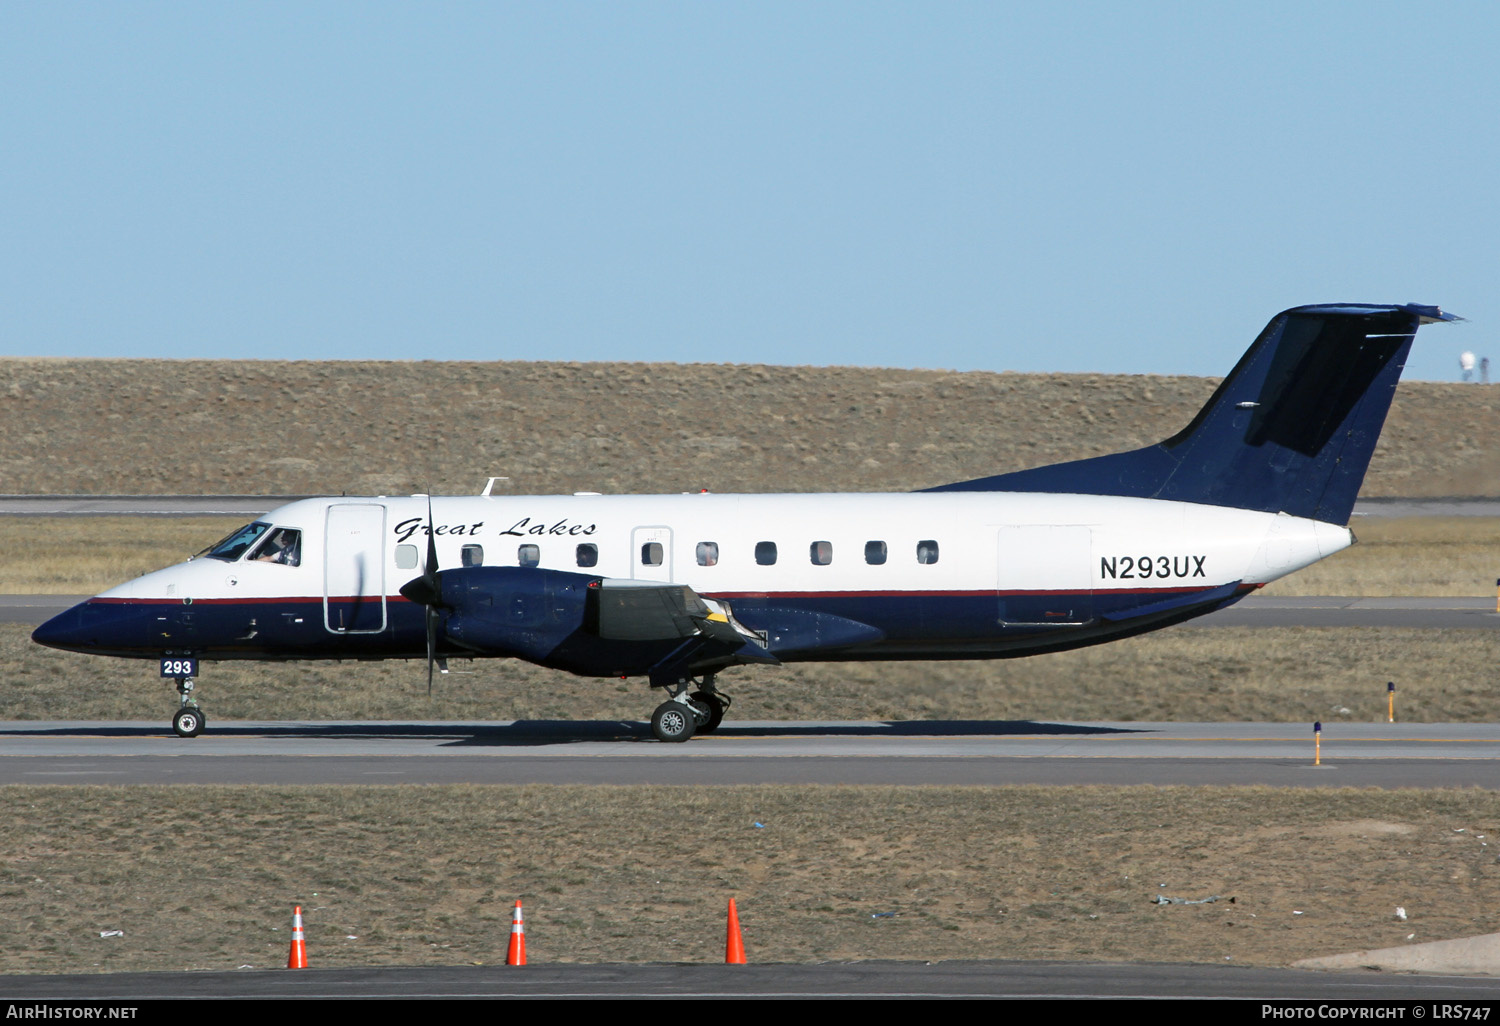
[34,304,1458,740]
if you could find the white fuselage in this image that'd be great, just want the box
[99,491,1349,633]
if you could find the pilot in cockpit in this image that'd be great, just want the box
[253,528,302,566]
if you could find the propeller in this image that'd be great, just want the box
[396,494,444,695]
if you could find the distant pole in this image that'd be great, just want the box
[1314,721,1322,766]
[1387,681,1395,724]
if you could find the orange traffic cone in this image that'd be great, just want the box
[725,898,746,964]
[287,905,307,969]
[506,900,527,966]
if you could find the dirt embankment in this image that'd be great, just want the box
[1,358,1497,497]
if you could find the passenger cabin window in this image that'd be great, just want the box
[865,540,887,565]
[204,521,270,562]
[755,541,777,566]
[395,544,418,570]
[696,542,719,567]
[641,542,664,566]
[810,541,832,566]
[916,540,940,565]
[461,544,483,567]
[250,527,301,567]
[518,544,540,568]
[576,543,598,568]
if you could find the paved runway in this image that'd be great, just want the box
[2,719,1496,787]
[0,494,300,516]
[1354,497,1500,518]
[4,959,1498,1000]
[0,595,85,624]
[1197,595,1500,628]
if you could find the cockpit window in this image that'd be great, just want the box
[203,521,271,561]
[249,527,302,567]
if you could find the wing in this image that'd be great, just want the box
[414,566,884,686]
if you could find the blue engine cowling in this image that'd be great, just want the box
[438,566,600,663]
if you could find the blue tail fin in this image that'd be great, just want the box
[926,304,1459,524]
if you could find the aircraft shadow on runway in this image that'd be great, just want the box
[440,719,1150,747]
[0,719,1148,747]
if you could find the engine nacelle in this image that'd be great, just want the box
[439,566,599,663]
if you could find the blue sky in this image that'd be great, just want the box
[2,2,1495,380]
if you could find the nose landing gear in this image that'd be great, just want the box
[171,676,205,738]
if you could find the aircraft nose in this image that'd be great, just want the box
[32,599,154,655]
[32,601,98,652]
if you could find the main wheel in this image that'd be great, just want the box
[689,691,726,733]
[651,701,697,743]
[172,706,205,738]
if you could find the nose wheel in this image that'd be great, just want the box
[172,705,205,738]
[171,676,206,738]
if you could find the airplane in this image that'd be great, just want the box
[32,303,1458,741]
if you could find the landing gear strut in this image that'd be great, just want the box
[171,677,205,738]
[649,674,731,742]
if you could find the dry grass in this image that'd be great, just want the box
[2,357,1500,499]
[0,785,1496,973]
[0,518,240,593]
[4,623,1495,724]
[1260,517,1500,597]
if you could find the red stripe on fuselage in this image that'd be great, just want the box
[89,584,1215,605]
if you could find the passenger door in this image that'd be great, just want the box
[324,503,388,633]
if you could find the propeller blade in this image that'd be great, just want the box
[424,496,440,584]
[426,606,437,697]
[397,494,443,608]
[396,493,445,696]
[423,493,439,695]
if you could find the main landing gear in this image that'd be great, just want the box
[650,675,732,743]
[171,676,205,738]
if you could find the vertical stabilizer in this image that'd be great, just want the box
[927,304,1459,524]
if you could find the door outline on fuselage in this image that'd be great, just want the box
[324,503,388,634]
[996,525,1094,626]
[631,526,674,582]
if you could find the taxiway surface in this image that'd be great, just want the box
[2,719,1496,787]
[4,960,1498,1000]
